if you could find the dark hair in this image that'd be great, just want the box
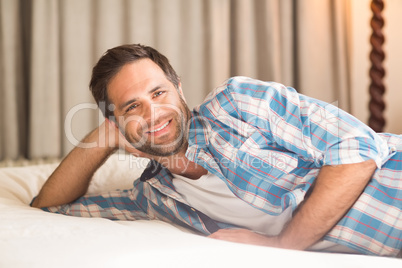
[89,44,180,117]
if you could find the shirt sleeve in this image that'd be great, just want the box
[37,188,149,221]
[224,76,390,168]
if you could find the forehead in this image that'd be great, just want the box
[107,58,168,103]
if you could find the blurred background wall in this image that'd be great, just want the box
[0,0,401,161]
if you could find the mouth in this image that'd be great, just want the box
[147,120,172,134]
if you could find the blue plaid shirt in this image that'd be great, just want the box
[40,77,402,256]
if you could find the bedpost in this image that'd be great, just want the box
[368,0,386,132]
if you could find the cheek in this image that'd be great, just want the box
[118,117,147,137]
[127,121,145,135]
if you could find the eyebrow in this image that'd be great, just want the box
[118,85,164,111]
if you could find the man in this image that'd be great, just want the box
[31,44,401,257]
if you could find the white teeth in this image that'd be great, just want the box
[149,121,169,133]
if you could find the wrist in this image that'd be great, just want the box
[269,234,285,248]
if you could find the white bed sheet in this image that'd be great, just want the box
[0,153,400,268]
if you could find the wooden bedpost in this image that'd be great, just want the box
[368,0,386,132]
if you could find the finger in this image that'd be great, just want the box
[107,118,118,129]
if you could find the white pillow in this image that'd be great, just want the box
[0,152,149,206]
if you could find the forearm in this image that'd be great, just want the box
[209,160,377,249]
[277,159,377,250]
[31,123,117,208]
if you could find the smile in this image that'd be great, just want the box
[148,120,170,133]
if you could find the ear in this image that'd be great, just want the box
[178,82,183,94]
[177,82,186,101]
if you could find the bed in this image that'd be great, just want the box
[0,152,400,268]
[1,1,400,266]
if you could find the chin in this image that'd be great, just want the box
[141,139,187,157]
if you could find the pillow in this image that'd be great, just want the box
[0,152,149,206]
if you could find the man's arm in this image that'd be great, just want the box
[31,120,119,208]
[209,159,377,249]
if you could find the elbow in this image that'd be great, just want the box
[364,159,377,173]
[30,196,42,208]
[354,159,377,184]
[30,196,53,209]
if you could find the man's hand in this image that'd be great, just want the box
[106,118,149,158]
[209,229,280,247]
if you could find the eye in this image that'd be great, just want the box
[126,103,139,112]
[153,91,165,98]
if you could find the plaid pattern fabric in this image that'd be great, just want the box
[43,161,234,234]
[41,77,401,256]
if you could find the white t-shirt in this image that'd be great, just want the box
[172,172,358,254]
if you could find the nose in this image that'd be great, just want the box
[141,100,164,127]
[140,100,152,123]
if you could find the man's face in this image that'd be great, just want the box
[107,59,191,156]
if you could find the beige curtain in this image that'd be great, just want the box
[296,0,351,110]
[0,0,351,161]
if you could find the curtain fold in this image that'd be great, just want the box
[0,0,22,160]
[0,0,352,160]
[295,0,351,111]
[29,0,61,158]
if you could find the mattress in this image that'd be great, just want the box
[0,153,399,267]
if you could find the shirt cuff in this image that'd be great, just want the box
[323,136,390,169]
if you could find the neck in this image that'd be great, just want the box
[153,151,207,180]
